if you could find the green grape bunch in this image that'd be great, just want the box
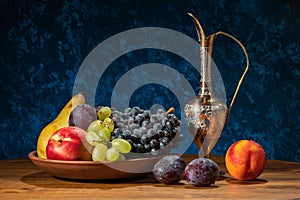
[85,107,132,161]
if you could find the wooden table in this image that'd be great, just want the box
[1,154,299,200]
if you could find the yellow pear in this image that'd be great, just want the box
[37,93,85,159]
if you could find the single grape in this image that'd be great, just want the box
[150,115,159,124]
[112,109,121,115]
[163,130,172,138]
[156,108,165,115]
[135,113,145,125]
[120,113,129,120]
[144,144,151,151]
[139,127,147,135]
[151,148,159,156]
[112,114,121,124]
[117,134,126,139]
[167,113,176,120]
[141,120,152,129]
[147,128,156,136]
[143,110,151,119]
[134,143,146,153]
[98,127,111,141]
[124,107,131,113]
[172,126,180,135]
[110,136,116,141]
[141,134,150,144]
[128,117,135,125]
[103,117,114,132]
[87,120,101,133]
[130,123,140,130]
[117,123,125,130]
[158,113,167,120]
[122,129,131,139]
[106,147,120,161]
[164,121,173,129]
[112,128,121,136]
[157,130,164,138]
[133,128,141,136]
[130,107,139,117]
[161,117,168,126]
[150,139,159,149]
[153,123,162,131]
[97,106,112,121]
[160,137,170,149]
[86,131,102,146]
[112,138,132,153]
[92,143,107,161]
[130,134,140,143]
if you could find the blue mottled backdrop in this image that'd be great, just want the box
[0,0,299,162]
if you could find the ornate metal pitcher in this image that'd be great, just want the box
[184,13,250,157]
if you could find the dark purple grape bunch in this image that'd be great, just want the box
[110,106,183,157]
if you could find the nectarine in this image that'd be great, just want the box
[225,140,266,181]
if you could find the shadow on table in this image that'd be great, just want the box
[21,171,161,189]
[226,178,268,185]
[21,171,222,190]
[21,171,268,190]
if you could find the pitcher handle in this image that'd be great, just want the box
[215,31,250,121]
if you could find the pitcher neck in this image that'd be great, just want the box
[199,36,216,102]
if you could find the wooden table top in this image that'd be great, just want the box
[1,154,299,200]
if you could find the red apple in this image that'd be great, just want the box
[46,126,92,161]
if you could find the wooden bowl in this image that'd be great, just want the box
[28,151,162,180]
